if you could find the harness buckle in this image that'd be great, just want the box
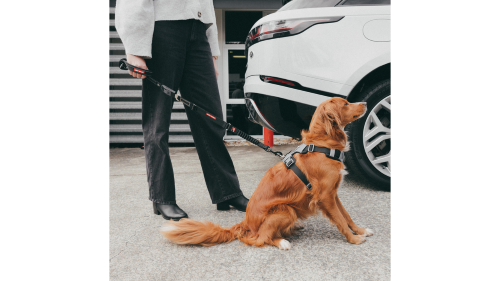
[339,151,345,163]
[283,155,296,168]
[308,144,315,152]
[306,183,312,190]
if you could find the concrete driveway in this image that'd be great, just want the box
[110,144,390,280]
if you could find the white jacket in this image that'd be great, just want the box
[115,0,220,59]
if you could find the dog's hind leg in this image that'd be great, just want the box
[335,194,373,237]
[253,207,296,250]
[319,198,366,245]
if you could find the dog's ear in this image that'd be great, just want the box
[323,111,339,137]
[323,108,347,144]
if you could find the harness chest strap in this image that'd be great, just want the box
[282,144,345,190]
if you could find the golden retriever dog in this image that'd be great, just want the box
[160,97,373,250]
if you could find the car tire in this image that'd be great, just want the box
[345,79,391,190]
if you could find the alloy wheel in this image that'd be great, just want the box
[362,95,391,177]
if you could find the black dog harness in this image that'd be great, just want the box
[282,144,345,190]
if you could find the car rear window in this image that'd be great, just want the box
[278,0,343,12]
[341,0,390,5]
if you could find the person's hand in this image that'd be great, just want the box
[213,56,219,80]
[126,54,148,79]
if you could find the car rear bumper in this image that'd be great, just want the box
[245,92,315,138]
[244,75,345,107]
[244,75,346,138]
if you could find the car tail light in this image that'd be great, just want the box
[245,16,343,52]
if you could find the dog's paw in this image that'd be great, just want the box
[363,228,374,237]
[278,239,291,250]
[293,222,304,230]
[349,235,366,245]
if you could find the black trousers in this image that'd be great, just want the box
[142,20,242,205]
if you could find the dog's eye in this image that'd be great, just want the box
[344,103,348,106]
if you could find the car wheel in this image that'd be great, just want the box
[345,79,391,190]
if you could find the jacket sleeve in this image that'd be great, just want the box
[206,12,221,57]
[115,0,155,59]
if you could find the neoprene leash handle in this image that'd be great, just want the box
[119,58,154,76]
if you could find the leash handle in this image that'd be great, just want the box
[119,58,153,76]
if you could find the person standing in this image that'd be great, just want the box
[115,0,249,220]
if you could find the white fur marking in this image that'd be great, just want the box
[160,223,178,233]
[279,239,291,250]
[343,140,350,152]
[339,168,348,187]
[338,126,350,152]
[364,228,374,237]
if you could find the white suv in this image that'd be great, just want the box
[244,0,390,189]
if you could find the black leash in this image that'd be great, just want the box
[118,58,284,158]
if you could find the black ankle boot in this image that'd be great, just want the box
[217,195,249,212]
[153,202,188,221]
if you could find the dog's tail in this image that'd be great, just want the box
[160,219,246,246]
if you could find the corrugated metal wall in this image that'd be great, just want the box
[108,0,281,144]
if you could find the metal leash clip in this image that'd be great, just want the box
[266,147,283,158]
[274,150,284,158]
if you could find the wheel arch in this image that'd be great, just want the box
[346,63,391,102]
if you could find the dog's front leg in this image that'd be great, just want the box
[319,199,366,245]
[335,194,373,237]
[292,221,304,230]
